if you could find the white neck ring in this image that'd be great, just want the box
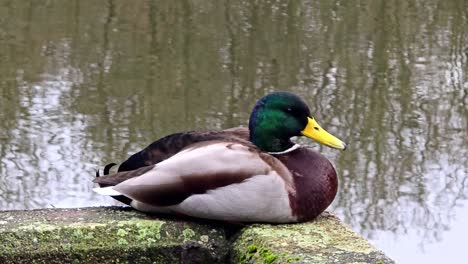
[267,144,301,155]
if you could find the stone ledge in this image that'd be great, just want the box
[0,207,231,263]
[231,212,394,264]
[0,207,393,264]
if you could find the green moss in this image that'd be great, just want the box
[0,207,393,263]
[247,244,258,253]
[0,207,230,263]
[260,248,278,264]
[182,228,196,241]
[117,228,129,237]
[285,256,302,263]
[232,214,394,263]
[117,238,129,246]
[135,221,163,245]
[239,243,279,264]
[240,244,257,263]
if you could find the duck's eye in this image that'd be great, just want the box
[286,107,293,112]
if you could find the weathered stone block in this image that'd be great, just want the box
[0,207,394,264]
[230,212,394,264]
[0,207,230,263]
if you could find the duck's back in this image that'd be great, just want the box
[118,127,250,172]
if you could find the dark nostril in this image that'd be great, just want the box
[314,127,319,131]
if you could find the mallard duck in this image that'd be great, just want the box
[93,92,346,223]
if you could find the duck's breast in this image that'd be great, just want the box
[275,147,338,221]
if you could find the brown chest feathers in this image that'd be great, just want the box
[275,147,338,222]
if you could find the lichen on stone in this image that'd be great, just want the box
[231,214,394,264]
[0,208,393,264]
[182,228,196,241]
[0,207,230,263]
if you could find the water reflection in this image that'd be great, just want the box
[0,0,466,262]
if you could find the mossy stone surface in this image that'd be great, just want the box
[0,207,230,263]
[0,207,394,263]
[231,212,395,264]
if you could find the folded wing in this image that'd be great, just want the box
[94,141,292,208]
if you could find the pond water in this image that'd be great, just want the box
[0,1,466,263]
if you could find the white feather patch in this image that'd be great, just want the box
[93,186,122,196]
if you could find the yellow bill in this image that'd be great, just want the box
[301,117,346,150]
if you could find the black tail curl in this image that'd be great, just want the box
[95,162,118,177]
[94,162,132,205]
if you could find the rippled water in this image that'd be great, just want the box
[0,1,467,263]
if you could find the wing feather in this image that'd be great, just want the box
[95,141,289,207]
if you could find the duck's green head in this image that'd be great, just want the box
[249,92,346,153]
